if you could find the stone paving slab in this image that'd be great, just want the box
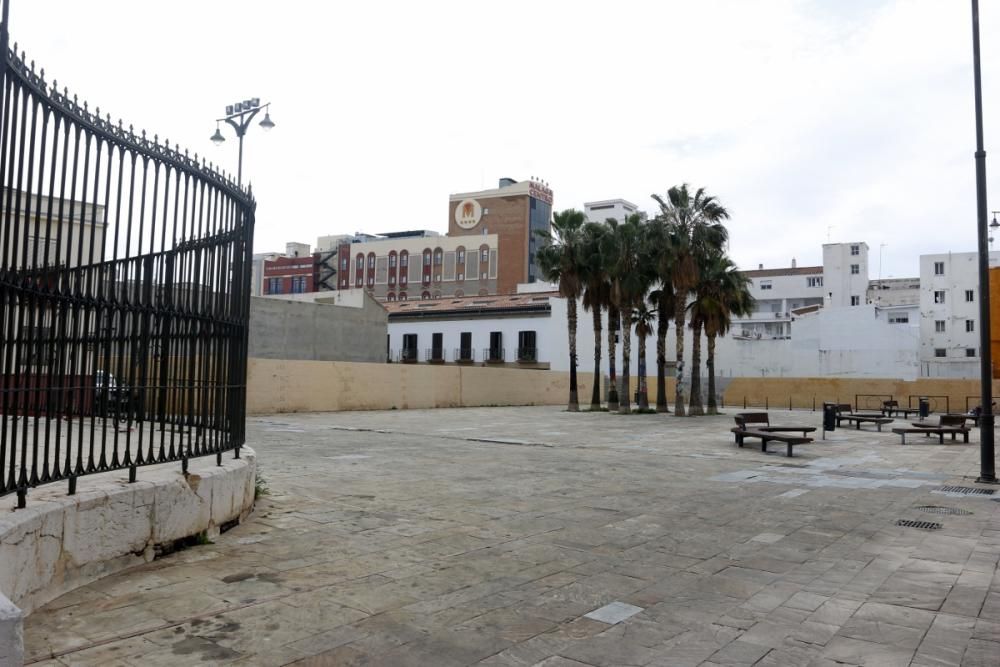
[20,406,1000,666]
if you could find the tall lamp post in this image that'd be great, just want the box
[210,98,275,187]
[971,0,996,484]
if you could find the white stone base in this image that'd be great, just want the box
[0,448,256,666]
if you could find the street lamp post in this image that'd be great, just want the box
[971,0,996,484]
[210,98,275,187]
[990,211,1000,248]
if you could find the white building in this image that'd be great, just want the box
[737,261,824,339]
[918,250,1000,377]
[823,242,870,307]
[584,199,639,224]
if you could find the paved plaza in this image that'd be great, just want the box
[22,406,1000,666]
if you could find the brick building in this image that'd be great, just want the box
[448,177,553,293]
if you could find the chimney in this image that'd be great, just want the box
[758,263,763,270]
[791,258,797,268]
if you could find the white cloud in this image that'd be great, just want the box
[7,0,1000,279]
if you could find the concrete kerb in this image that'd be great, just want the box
[0,447,256,666]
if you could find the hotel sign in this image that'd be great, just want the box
[455,198,483,229]
[529,181,553,205]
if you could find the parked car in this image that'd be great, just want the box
[94,370,139,422]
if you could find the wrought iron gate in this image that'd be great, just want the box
[0,3,255,507]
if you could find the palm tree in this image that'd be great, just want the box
[648,285,674,413]
[606,302,620,411]
[652,184,730,416]
[580,222,611,410]
[694,253,754,414]
[536,209,588,412]
[605,213,652,414]
[632,303,656,410]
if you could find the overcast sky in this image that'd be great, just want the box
[7,1,1000,279]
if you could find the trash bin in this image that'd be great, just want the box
[823,402,837,431]
[919,397,929,419]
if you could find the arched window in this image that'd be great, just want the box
[423,250,432,266]
[356,254,364,269]
[386,292,396,301]
[368,253,376,268]
[399,292,407,301]
[456,246,465,265]
[421,291,431,300]
[400,250,409,267]
[434,248,443,266]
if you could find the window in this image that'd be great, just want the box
[457,272,464,281]
[850,264,859,275]
[389,276,395,285]
[934,290,945,304]
[340,258,348,270]
[966,290,974,302]
[935,320,946,333]
[268,277,282,294]
[399,292,407,301]
[967,348,977,357]
[368,255,375,268]
[481,271,488,280]
[402,334,418,362]
[389,255,396,268]
[459,332,472,360]
[356,256,363,269]
[935,348,946,358]
[850,245,859,256]
[356,277,362,287]
[888,314,909,324]
[489,331,503,362]
[431,333,443,361]
[517,330,537,362]
[481,249,489,262]
[934,261,945,276]
[401,275,408,285]
[759,280,772,290]
[24,326,51,366]
[424,253,431,266]
[807,276,823,287]
[967,320,975,332]
[434,251,442,266]
[851,296,860,306]
[291,276,307,293]
[401,253,408,267]
[457,250,465,264]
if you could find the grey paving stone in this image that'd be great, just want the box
[583,601,644,625]
[17,406,1000,666]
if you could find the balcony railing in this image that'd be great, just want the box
[454,348,475,363]
[425,348,445,363]
[484,347,505,363]
[516,347,538,363]
[399,348,419,363]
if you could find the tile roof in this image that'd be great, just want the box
[742,266,823,278]
[383,291,558,317]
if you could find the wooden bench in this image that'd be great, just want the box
[734,413,817,437]
[881,400,922,418]
[894,415,971,444]
[731,414,816,457]
[839,414,894,431]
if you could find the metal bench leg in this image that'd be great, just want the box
[939,433,944,444]
[786,443,793,457]
[964,432,969,443]
[761,439,767,453]
[900,433,906,445]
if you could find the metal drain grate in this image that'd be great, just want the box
[937,485,995,496]
[896,519,942,530]
[915,506,972,516]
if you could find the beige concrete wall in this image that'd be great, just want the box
[722,377,1000,413]
[247,357,678,413]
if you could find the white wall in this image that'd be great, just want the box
[823,242,869,308]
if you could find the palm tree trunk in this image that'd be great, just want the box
[673,298,686,416]
[707,333,718,415]
[637,333,649,410]
[655,297,668,413]
[619,309,632,414]
[567,297,579,412]
[607,305,619,411]
[590,305,602,410]
[689,320,704,415]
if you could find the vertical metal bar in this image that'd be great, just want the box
[972,0,996,483]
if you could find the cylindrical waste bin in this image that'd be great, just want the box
[919,397,929,419]
[823,402,837,431]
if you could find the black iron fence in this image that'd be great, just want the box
[0,12,254,507]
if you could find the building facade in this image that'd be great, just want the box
[584,199,639,224]
[447,177,553,292]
